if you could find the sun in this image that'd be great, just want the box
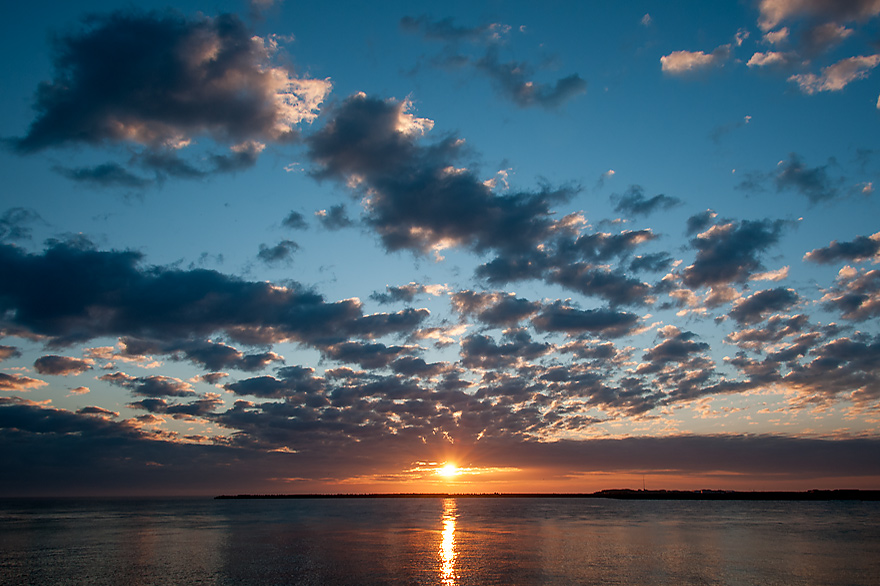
[438,463,459,477]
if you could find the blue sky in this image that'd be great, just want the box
[1,0,879,495]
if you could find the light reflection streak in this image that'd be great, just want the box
[440,498,457,586]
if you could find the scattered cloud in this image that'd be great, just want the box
[788,55,880,93]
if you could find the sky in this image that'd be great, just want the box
[1,0,879,496]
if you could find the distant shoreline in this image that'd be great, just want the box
[215,489,880,501]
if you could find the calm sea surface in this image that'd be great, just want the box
[1,497,878,585]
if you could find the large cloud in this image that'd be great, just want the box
[0,240,426,347]
[12,10,331,183]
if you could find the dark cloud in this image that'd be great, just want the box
[0,208,43,242]
[400,15,498,43]
[129,394,224,418]
[641,328,710,367]
[257,240,299,265]
[475,50,587,109]
[450,290,540,326]
[321,341,412,369]
[12,10,329,187]
[820,266,880,320]
[118,338,285,372]
[0,345,22,361]
[315,204,355,230]
[282,211,309,230]
[612,185,682,217]
[76,405,118,418]
[475,230,658,306]
[224,365,326,399]
[14,11,327,152]
[0,240,426,347]
[804,233,880,264]
[100,371,195,397]
[460,330,553,370]
[780,335,880,405]
[685,209,717,235]
[308,93,577,255]
[401,16,586,109]
[729,287,800,325]
[737,154,843,202]
[370,282,442,305]
[774,154,840,202]
[531,302,640,338]
[628,252,674,273]
[34,355,93,376]
[683,218,788,288]
[55,162,153,189]
[725,314,810,351]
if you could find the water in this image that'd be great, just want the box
[1,497,878,585]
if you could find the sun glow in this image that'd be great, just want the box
[438,463,459,477]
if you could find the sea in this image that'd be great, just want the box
[1,496,878,585]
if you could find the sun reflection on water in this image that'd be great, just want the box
[440,498,457,586]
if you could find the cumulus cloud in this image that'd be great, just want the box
[0,373,48,391]
[660,45,731,74]
[257,240,299,265]
[757,0,880,32]
[804,232,880,264]
[788,55,880,93]
[0,345,22,361]
[820,266,880,320]
[0,239,427,348]
[0,208,43,242]
[34,355,93,376]
[13,10,330,183]
[729,287,800,325]
[683,218,788,288]
[315,204,355,231]
[282,211,309,230]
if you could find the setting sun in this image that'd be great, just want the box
[438,463,459,477]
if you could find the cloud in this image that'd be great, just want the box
[0,345,22,361]
[683,218,788,288]
[788,55,880,93]
[747,51,799,68]
[400,15,505,43]
[257,240,299,265]
[450,290,541,327]
[474,50,588,109]
[0,208,43,242]
[728,287,800,324]
[12,10,330,183]
[282,211,309,230]
[401,16,585,109]
[820,266,880,320]
[0,373,48,391]
[804,232,880,264]
[660,45,731,74]
[34,355,93,376]
[0,239,427,348]
[738,153,843,202]
[371,282,446,305]
[460,330,552,370]
[307,93,578,258]
[531,302,640,338]
[757,0,880,32]
[315,204,355,230]
[612,185,682,217]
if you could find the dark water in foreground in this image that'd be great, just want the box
[1,497,878,585]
